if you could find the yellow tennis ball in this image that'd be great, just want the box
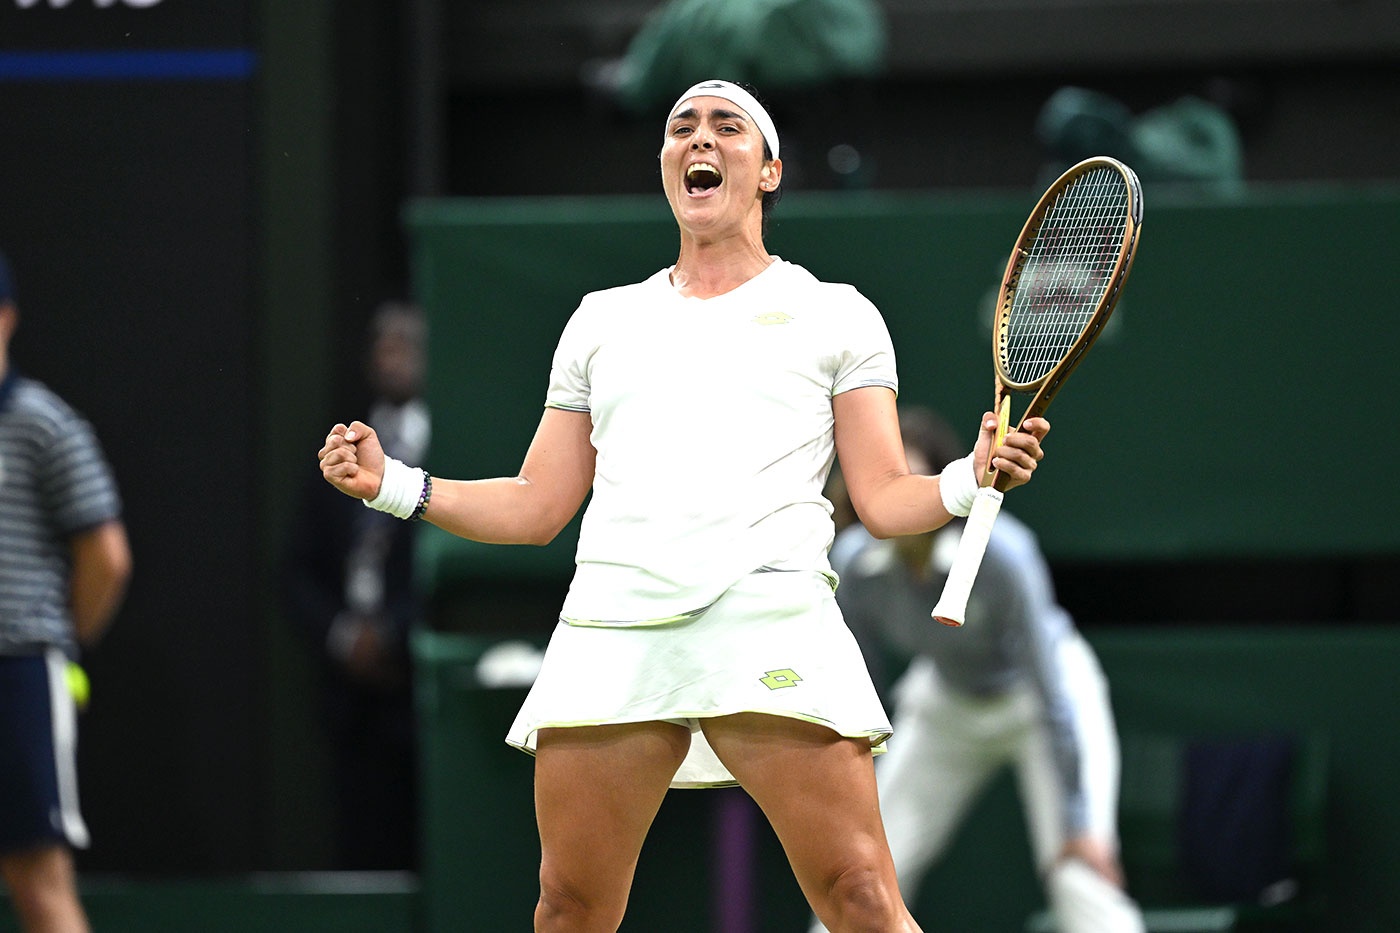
[66,662,91,711]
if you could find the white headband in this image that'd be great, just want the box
[666,80,780,160]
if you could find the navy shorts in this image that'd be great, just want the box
[0,650,89,854]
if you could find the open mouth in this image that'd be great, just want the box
[685,163,722,193]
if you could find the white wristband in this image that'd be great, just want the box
[364,456,426,520]
[938,453,980,518]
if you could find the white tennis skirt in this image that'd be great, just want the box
[505,569,892,788]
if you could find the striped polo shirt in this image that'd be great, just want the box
[0,371,122,655]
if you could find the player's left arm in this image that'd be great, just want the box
[69,520,133,647]
[832,386,1045,539]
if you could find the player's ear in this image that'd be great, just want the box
[759,158,782,192]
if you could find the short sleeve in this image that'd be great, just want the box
[831,287,898,397]
[544,299,594,413]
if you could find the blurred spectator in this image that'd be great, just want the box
[1,248,132,932]
[1037,85,1244,195]
[584,0,888,191]
[814,405,1145,933]
[594,0,886,115]
[283,301,429,871]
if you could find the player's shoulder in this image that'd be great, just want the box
[583,268,671,302]
[558,270,673,339]
[771,259,872,304]
[572,268,671,315]
[769,262,885,340]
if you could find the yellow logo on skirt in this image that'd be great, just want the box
[760,669,803,689]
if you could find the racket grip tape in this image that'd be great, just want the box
[930,486,1004,627]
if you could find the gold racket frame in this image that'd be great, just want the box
[988,156,1143,490]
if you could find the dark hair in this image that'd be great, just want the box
[759,140,781,234]
[736,81,783,234]
[898,406,967,475]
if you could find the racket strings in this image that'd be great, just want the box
[1002,168,1130,384]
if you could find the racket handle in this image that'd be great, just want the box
[930,486,1004,627]
[987,394,1011,479]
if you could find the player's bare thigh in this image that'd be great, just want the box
[699,714,904,912]
[532,722,691,909]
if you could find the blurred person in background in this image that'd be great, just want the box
[283,301,429,871]
[812,405,1144,933]
[0,248,132,933]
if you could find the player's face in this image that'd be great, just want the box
[660,97,779,236]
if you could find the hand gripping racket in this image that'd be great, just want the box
[931,156,1143,626]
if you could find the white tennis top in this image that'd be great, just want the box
[545,258,898,626]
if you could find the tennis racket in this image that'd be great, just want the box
[931,156,1143,627]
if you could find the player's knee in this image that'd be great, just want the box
[820,863,905,933]
[534,872,624,933]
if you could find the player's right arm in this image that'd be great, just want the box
[319,407,595,546]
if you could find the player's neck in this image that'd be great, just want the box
[670,235,773,300]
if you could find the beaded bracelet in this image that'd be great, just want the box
[409,473,433,522]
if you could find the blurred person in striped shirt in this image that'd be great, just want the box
[0,248,131,933]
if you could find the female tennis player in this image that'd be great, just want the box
[319,79,1050,933]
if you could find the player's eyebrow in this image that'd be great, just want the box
[668,106,749,128]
